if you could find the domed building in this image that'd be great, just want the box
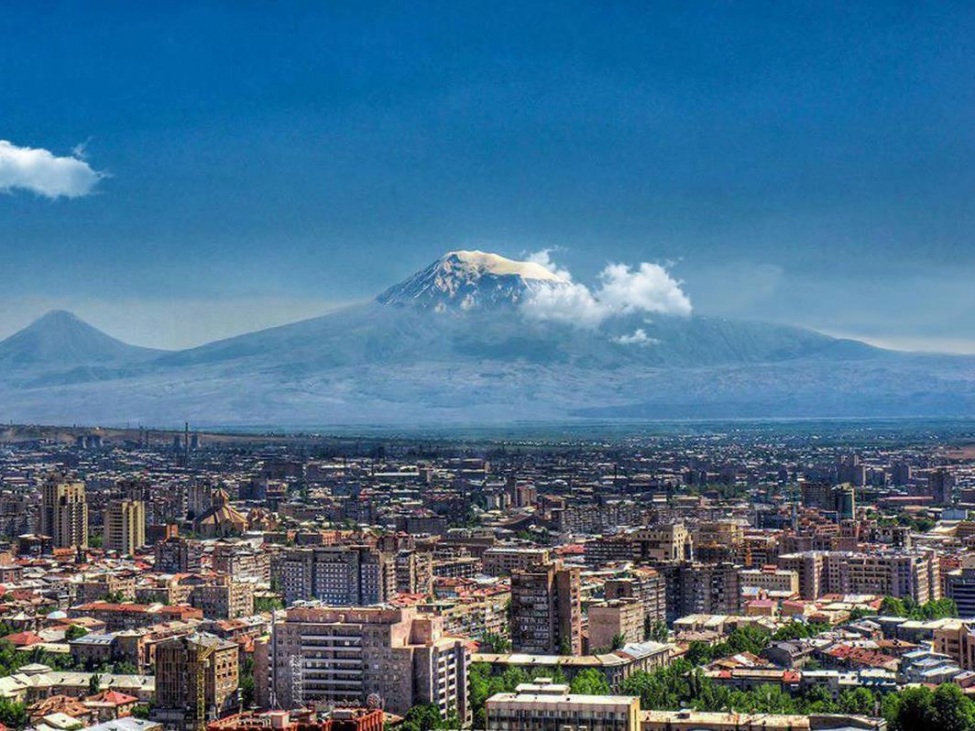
[194,488,248,538]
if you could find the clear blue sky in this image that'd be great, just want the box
[1,2,973,350]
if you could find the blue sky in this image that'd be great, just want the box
[1,2,973,350]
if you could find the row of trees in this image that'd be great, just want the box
[467,656,975,731]
[879,596,957,621]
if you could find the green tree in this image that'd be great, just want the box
[64,625,89,642]
[930,683,975,731]
[610,632,626,650]
[239,656,256,709]
[644,619,668,643]
[839,687,877,716]
[685,641,713,666]
[88,673,102,697]
[569,668,610,695]
[480,633,511,654]
[398,703,447,731]
[254,596,284,613]
[0,699,28,730]
[888,686,933,731]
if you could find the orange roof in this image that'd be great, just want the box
[3,631,44,646]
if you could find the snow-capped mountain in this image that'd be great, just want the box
[0,251,973,426]
[375,250,570,311]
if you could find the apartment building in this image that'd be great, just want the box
[271,546,394,606]
[482,546,551,576]
[256,605,469,720]
[154,531,203,574]
[511,561,582,655]
[635,524,693,562]
[485,680,640,731]
[604,568,666,625]
[152,633,239,731]
[212,542,271,583]
[40,476,89,550]
[778,550,940,603]
[189,579,255,620]
[588,599,644,652]
[104,500,146,555]
[738,567,800,596]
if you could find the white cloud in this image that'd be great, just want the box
[524,248,574,282]
[0,140,103,199]
[521,251,692,328]
[613,328,659,346]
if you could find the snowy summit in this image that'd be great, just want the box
[376,250,569,311]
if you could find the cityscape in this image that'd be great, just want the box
[0,423,973,731]
[3,4,975,731]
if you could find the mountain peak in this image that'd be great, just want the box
[0,310,160,367]
[376,250,569,311]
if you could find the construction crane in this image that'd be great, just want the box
[192,641,216,731]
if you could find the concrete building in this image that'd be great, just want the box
[482,546,551,576]
[778,550,940,603]
[212,542,271,583]
[657,562,740,622]
[104,500,146,555]
[934,620,975,671]
[485,680,640,731]
[154,529,203,574]
[945,559,975,618]
[256,605,469,721]
[271,546,394,606]
[152,633,239,731]
[588,599,644,652]
[511,561,582,655]
[738,567,800,596]
[40,476,89,550]
[635,524,693,562]
[604,569,667,626]
[189,579,255,620]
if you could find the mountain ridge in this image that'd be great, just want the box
[0,252,972,426]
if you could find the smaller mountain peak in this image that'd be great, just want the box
[32,309,85,327]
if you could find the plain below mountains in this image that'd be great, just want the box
[1,251,973,426]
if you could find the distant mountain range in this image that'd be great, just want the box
[1,250,973,426]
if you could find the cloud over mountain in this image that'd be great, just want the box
[521,250,692,328]
[0,140,103,199]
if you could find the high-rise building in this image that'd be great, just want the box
[152,632,239,731]
[271,546,394,605]
[256,605,469,720]
[104,499,146,555]
[39,475,88,550]
[510,561,582,655]
[930,468,956,505]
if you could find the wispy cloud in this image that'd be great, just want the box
[521,250,692,327]
[0,139,103,199]
[613,328,659,346]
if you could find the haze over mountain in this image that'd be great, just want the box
[0,251,972,427]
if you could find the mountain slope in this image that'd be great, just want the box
[0,253,971,426]
[0,310,163,369]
